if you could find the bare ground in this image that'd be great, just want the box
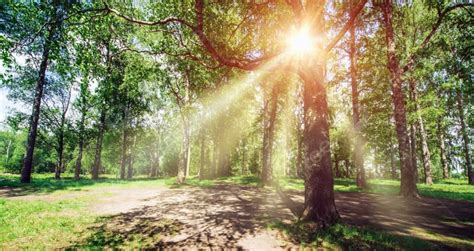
[2,183,474,250]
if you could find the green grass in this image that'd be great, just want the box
[279,177,474,201]
[0,173,174,196]
[268,221,438,250]
[0,173,472,249]
[0,197,94,249]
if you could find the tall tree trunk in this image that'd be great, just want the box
[300,66,339,225]
[437,120,449,179]
[199,131,205,179]
[75,108,85,180]
[390,143,396,179]
[20,24,56,183]
[349,13,366,188]
[55,122,65,180]
[409,119,418,182]
[410,81,433,185]
[296,126,304,178]
[334,153,340,178]
[177,116,191,183]
[381,1,418,197]
[297,1,339,224]
[127,131,135,179]
[262,83,279,186]
[55,89,70,180]
[345,159,350,177]
[92,110,106,180]
[5,139,12,166]
[150,133,160,178]
[120,127,128,179]
[241,138,248,175]
[456,88,473,184]
[212,138,218,179]
[408,81,418,183]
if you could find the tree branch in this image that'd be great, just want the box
[325,0,368,53]
[401,3,474,74]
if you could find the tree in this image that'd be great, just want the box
[348,0,366,188]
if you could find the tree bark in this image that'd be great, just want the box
[334,153,340,178]
[409,81,433,185]
[409,117,418,182]
[437,119,449,179]
[262,82,279,186]
[199,131,206,179]
[55,120,65,180]
[349,12,366,188]
[127,131,135,179]
[120,126,129,179]
[299,65,339,225]
[20,24,56,183]
[390,143,396,179]
[408,81,418,183]
[456,87,473,184]
[75,106,86,180]
[55,87,71,180]
[241,138,248,176]
[177,116,191,183]
[92,109,106,180]
[296,124,304,178]
[381,1,418,197]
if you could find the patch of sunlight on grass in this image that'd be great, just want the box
[0,197,94,249]
[409,226,474,249]
[267,221,436,250]
[278,176,474,201]
[279,177,360,193]
[169,175,263,189]
[417,181,474,201]
[0,173,173,196]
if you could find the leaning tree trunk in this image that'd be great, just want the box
[382,1,418,197]
[410,81,433,185]
[92,110,106,180]
[349,14,366,188]
[262,82,279,186]
[21,24,56,183]
[456,87,473,184]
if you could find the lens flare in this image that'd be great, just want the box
[287,29,314,55]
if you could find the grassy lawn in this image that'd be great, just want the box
[0,173,173,249]
[268,221,438,250]
[1,173,471,249]
[0,197,94,249]
[0,173,174,196]
[279,177,474,201]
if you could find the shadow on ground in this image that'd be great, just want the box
[68,184,296,250]
[66,182,474,250]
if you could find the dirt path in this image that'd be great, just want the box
[2,183,473,249]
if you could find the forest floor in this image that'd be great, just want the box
[1,174,473,250]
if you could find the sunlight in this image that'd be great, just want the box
[287,28,314,56]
